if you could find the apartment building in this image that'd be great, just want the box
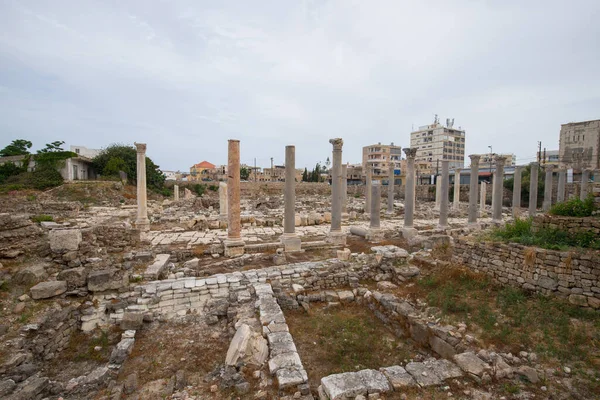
[559,119,600,171]
[410,116,465,176]
[362,142,402,184]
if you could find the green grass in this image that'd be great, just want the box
[31,214,53,223]
[489,218,600,250]
[550,194,596,217]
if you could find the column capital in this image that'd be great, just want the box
[134,142,147,153]
[530,162,539,167]
[403,148,417,159]
[494,155,507,166]
[469,154,481,164]
[329,138,344,150]
[545,164,555,172]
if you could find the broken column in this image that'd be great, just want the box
[367,181,383,242]
[327,138,346,245]
[387,161,395,216]
[453,168,461,210]
[219,182,228,218]
[512,166,522,217]
[434,177,442,211]
[557,169,566,203]
[542,165,555,212]
[492,156,506,223]
[528,162,539,217]
[438,160,449,229]
[468,155,480,225]
[174,184,179,201]
[401,148,418,238]
[479,181,486,217]
[224,140,244,257]
[134,142,149,231]
[342,163,348,219]
[281,145,301,252]
[580,169,590,200]
[365,164,372,217]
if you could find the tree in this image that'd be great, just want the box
[302,168,308,182]
[503,164,544,206]
[0,139,32,157]
[92,144,166,191]
[240,166,250,181]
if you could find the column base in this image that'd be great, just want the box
[437,224,449,230]
[224,239,245,257]
[341,212,350,221]
[366,228,384,243]
[135,219,150,232]
[400,227,418,239]
[281,234,302,252]
[467,222,481,230]
[326,231,347,246]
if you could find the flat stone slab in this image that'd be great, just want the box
[30,280,67,300]
[268,352,303,375]
[144,254,170,280]
[276,367,307,389]
[405,362,443,387]
[380,366,417,389]
[453,352,489,377]
[428,359,463,380]
[49,228,82,252]
[321,369,391,400]
[371,245,409,259]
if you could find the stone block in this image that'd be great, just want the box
[404,362,443,386]
[88,269,125,292]
[13,264,48,286]
[120,312,143,330]
[429,335,456,359]
[276,368,307,389]
[336,248,351,261]
[109,338,135,365]
[453,352,489,377]
[30,280,67,300]
[321,369,391,400]
[57,267,88,289]
[49,229,82,252]
[379,365,416,389]
[144,254,170,280]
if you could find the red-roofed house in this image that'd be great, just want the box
[190,161,216,181]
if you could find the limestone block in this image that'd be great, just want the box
[109,338,135,365]
[13,264,48,286]
[453,352,489,377]
[225,324,252,366]
[336,248,351,261]
[268,352,303,375]
[57,267,88,289]
[404,362,443,386]
[144,254,171,280]
[30,281,67,300]
[321,369,391,400]
[49,229,82,252]
[9,375,49,400]
[120,312,143,331]
[88,269,125,292]
[568,294,588,306]
[429,335,456,359]
[379,365,416,389]
[276,368,307,389]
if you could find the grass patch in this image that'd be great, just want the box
[31,214,53,223]
[488,218,600,250]
[550,195,596,217]
[286,303,413,393]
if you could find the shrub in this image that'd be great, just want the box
[208,185,219,192]
[549,195,596,217]
[192,184,206,196]
[30,166,64,190]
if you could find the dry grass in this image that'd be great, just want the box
[286,303,415,394]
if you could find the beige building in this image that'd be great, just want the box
[362,142,402,184]
[537,149,560,166]
[410,116,465,176]
[559,119,600,171]
[474,153,516,168]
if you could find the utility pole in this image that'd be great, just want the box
[543,148,546,165]
[537,141,542,163]
[488,145,493,185]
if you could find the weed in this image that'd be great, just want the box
[31,214,53,223]
[503,383,521,394]
[26,194,36,201]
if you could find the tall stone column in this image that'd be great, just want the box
[342,163,348,219]
[468,155,480,225]
[438,160,450,229]
[491,172,496,209]
[327,138,346,245]
[557,169,566,203]
[281,145,301,252]
[434,177,441,211]
[512,166,522,217]
[479,182,486,216]
[134,143,149,231]
[580,169,590,200]
[367,181,383,242]
[365,164,372,217]
[401,148,418,238]
[224,140,244,256]
[174,184,179,201]
[387,161,395,216]
[594,169,600,183]
[528,162,539,217]
[453,168,461,210]
[542,165,555,212]
[492,156,506,223]
[219,182,228,217]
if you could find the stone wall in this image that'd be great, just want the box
[531,215,600,235]
[453,239,600,309]
[24,305,80,361]
[0,213,46,259]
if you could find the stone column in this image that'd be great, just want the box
[542,165,555,212]
[453,168,461,210]
[468,155,480,225]
[174,184,179,201]
[327,138,345,245]
[479,181,486,216]
[491,172,496,209]
[594,169,600,183]
[580,169,590,200]
[386,161,395,216]
[512,166,522,217]
[281,145,301,252]
[367,181,383,242]
[528,162,539,217]
[342,163,348,219]
[557,169,566,203]
[438,161,450,229]
[134,143,149,231]
[401,148,418,238]
[365,164,372,217]
[492,156,506,223]
[219,182,228,218]
[434,177,441,211]
[224,140,244,257]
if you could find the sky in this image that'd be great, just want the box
[1,0,599,171]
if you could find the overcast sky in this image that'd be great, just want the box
[1,1,599,171]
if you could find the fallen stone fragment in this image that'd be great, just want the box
[453,352,489,378]
[379,365,416,389]
[30,280,67,300]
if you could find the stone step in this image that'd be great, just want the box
[143,254,171,280]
